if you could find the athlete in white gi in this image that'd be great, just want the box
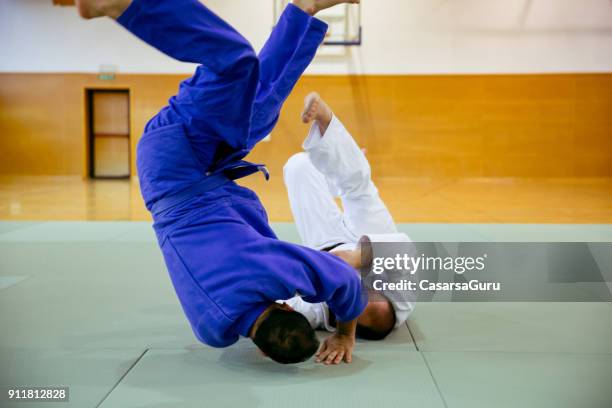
[281,92,416,338]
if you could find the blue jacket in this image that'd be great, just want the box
[138,124,366,348]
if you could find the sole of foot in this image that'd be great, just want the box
[301,92,333,125]
[301,92,322,123]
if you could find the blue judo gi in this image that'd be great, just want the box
[117,0,367,348]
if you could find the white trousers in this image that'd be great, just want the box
[282,115,413,331]
[283,115,398,250]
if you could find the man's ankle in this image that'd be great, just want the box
[292,0,316,16]
[105,0,131,19]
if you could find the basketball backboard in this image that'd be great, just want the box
[273,0,362,46]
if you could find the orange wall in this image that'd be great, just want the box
[0,73,610,177]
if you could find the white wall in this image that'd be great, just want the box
[2,0,612,74]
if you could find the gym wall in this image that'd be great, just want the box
[3,0,612,74]
[1,0,611,177]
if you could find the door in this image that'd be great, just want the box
[87,89,130,178]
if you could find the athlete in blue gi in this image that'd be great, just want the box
[76,0,364,365]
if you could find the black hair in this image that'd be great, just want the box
[253,309,320,364]
[355,309,397,341]
[355,323,394,340]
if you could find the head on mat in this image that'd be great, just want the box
[330,249,397,341]
[355,292,396,341]
[250,303,320,364]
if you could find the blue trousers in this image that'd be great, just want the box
[119,0,327,167]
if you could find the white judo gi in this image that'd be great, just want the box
[282,115,416,332]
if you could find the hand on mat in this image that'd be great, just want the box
[315,333,355,365]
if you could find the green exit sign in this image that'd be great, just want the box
[98,65,118,81]
[98,73,116,81]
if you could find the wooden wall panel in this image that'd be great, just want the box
[0,73,610,177]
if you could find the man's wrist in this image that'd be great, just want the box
[335,318,358,337]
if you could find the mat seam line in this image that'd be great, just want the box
[95,348,149,408]
[420,352,449,408]
[406,321,420,351]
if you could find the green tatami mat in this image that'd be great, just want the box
[0,221,42,235]
[408,302,612,353]
[464,224,612,242]
[1,221,611,407]
[0,242,194,350]
[0,222,142,242]
[1,222,611,243]
[0,275,28,290]
[98,346,444,408]
[0,348,145,408]
[423,351,612,408]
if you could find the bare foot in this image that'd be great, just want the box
[75,0,130,19]
[301,92,333,133]
[293,0,360,16]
